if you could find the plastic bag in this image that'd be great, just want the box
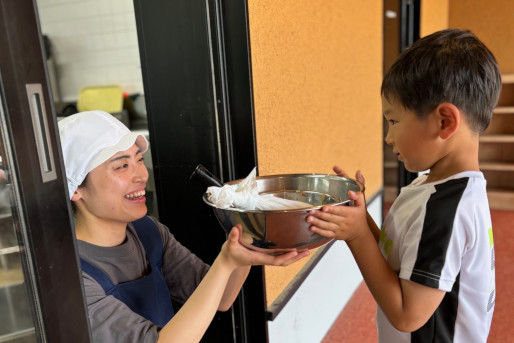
[207,168,311,211]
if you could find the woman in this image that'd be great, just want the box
[58,111,308,342]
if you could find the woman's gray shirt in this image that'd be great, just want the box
[77,217,210,343]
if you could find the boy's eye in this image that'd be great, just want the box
[388,119,398,125]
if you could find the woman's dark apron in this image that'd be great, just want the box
[79,216,174,327]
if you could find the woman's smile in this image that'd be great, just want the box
[124,189,146,202]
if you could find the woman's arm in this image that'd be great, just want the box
[157,252,236,342]
[158,226,308,342]
[218,266,250,311]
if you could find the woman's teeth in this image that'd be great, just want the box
[125,190,145,199]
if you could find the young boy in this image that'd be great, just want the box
[308,29,499,342]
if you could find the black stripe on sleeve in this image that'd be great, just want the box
[411,273,461,343]
[410,177,469,289]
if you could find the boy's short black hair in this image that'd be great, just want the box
[381,28,501,133]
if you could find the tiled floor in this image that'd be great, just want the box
[322,209,514,342]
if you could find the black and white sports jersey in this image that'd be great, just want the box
[378,171,495,343]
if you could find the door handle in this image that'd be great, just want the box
[26,83,57,183]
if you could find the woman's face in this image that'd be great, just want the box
[73,143,149,224]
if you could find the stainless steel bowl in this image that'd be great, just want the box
[203,174,360,253]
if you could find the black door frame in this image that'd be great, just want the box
[398,0,421,188]
[0,0,91,341]
[133,0,266,341]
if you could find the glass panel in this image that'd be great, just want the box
[36,0,159,218]
[0,105,37,341]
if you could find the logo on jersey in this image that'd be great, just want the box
[487,227,495,312]
[379,229,393,257]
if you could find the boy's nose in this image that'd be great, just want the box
[385,131,393,145]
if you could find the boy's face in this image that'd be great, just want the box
[73,143,149,224]
[382,96,441,173]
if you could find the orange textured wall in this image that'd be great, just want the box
[420,0,449,37]
[247,0,383,305]
[449,0,514,73]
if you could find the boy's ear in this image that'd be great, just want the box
[435,103,460,140]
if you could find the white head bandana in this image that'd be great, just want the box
[58,111,148,199]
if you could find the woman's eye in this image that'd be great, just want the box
[138,157,144,163]
[116,163,128,170]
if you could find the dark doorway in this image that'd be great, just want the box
[383,0,421,208]
[133,0,266,342]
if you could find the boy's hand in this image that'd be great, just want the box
[220,225,310,270]
[307,189,369,243]
[333,165,365,194]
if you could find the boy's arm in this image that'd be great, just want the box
[308,191,445,332]
[366,210,381,242]
[347,228,445,332]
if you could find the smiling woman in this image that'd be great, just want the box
[60,112,150,236]
[73,144,149,245]
[57,110,309,342]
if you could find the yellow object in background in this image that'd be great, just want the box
[77,86,123,113]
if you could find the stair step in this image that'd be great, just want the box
[501,74,514,83]
[480,135,514,143]
[384,161,397,169]
[384,186,398,203]
[494,106,514,114]
[488,189,514,211]
[480,162,514,172]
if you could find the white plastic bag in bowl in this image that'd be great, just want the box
[207,168,311,211]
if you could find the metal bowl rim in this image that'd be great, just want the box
[202,173,360,214]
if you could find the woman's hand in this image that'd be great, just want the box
[219,225,309,270]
